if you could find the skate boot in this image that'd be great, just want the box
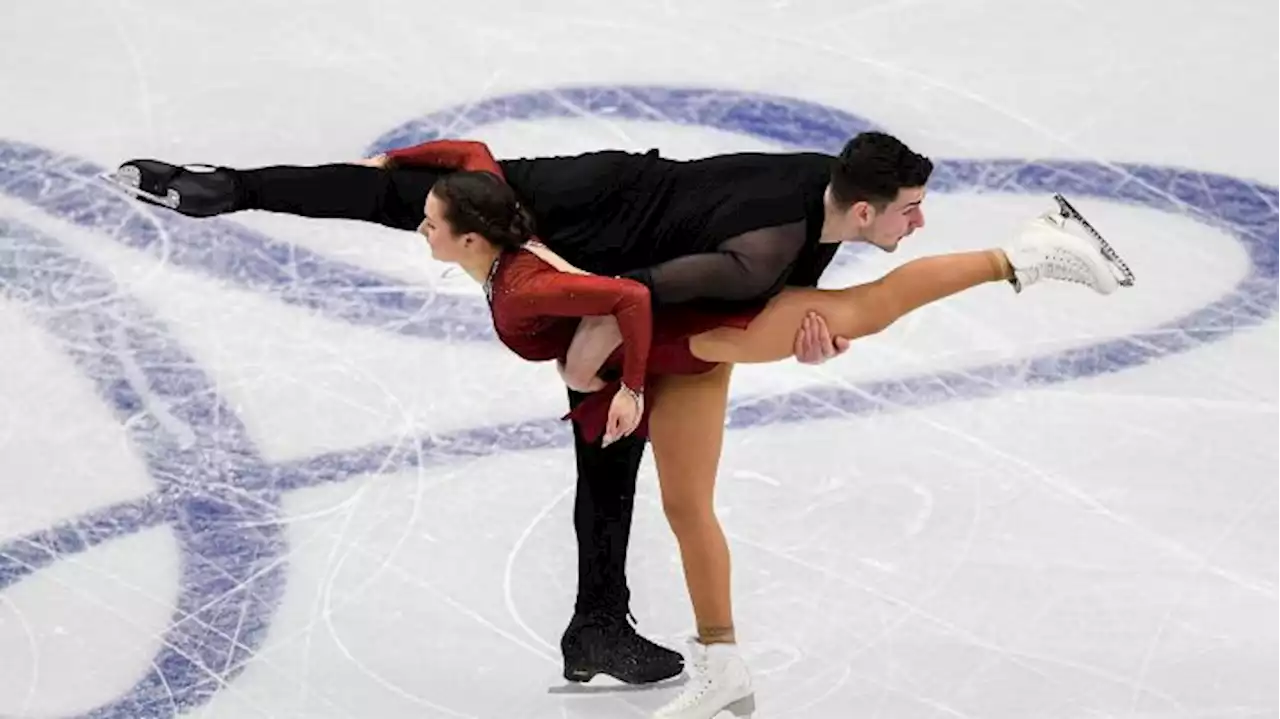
[1003,196,1135,295]
[561,610,684,684]
[100,160,242,217]
[652,639,754,719]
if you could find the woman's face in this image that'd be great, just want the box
[419,191,470,262]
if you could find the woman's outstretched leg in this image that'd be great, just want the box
[692,214,1126,365]
[646,363,755,719]
[692,249,1009,363]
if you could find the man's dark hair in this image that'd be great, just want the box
[829,131,933,209]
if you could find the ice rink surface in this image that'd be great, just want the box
[0,1,1276,717]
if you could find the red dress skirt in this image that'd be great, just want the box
[563,303,762,443]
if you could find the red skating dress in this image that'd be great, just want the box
[389,137,761,441]
[386,138,497,171]
[487,249,759,442]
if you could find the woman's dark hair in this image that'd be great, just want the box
[829,131,933,210]
[430,171,535,250]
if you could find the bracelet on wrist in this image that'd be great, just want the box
[620,383,643,404]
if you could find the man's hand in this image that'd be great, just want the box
[794,312,850,365]
[352,154,390,169]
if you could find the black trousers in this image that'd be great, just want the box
[237,164,646,615]
[237,163,437,230]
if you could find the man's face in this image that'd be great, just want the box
[825,186,927,252]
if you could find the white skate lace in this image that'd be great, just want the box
[1039,247,1098,287]
[665,652,712,711]
[1021,214,1105,289]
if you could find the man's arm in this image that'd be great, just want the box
[787,242,840,288]
[617,221,809,306]
[615,220,848,363]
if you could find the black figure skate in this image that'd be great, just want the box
[99,160,241,217]
[561,610,684,685]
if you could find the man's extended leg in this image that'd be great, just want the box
[560,388,684,685]
[108,158,441,230]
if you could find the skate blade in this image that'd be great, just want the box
[96,170,181,210]
[1053,193,1135,287]
[547,673,686,695]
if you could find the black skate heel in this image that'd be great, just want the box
[1053,193,1136,287]
[560,611,683,685]
[99,160,242,217]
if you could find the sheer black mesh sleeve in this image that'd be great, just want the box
[787,242,840,288]
[618,221,808,306]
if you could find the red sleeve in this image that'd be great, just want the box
[384,139,504,177]
[512,271,652,393]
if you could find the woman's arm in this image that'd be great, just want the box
[373,139,505,176]
[513,271,652,395]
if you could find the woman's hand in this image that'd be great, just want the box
[352,154,390,169]
[602,385,644,447]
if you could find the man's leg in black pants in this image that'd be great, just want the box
[111,156,442,232]
[236,165,440,230]
[560,388,684,684]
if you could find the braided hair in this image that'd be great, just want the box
[430,171,535,250]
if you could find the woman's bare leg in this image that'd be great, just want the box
[646,363,737,645]
[691,250,1011,364]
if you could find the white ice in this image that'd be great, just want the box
[0,1,1276,717]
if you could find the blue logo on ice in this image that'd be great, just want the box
[0,86,1275,717]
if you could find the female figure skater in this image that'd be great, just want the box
[421,168,1130,719]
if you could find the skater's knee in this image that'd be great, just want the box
[661,490,717,535]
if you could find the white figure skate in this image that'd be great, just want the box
[652,640,754,719]
[1004,194,1135,294]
